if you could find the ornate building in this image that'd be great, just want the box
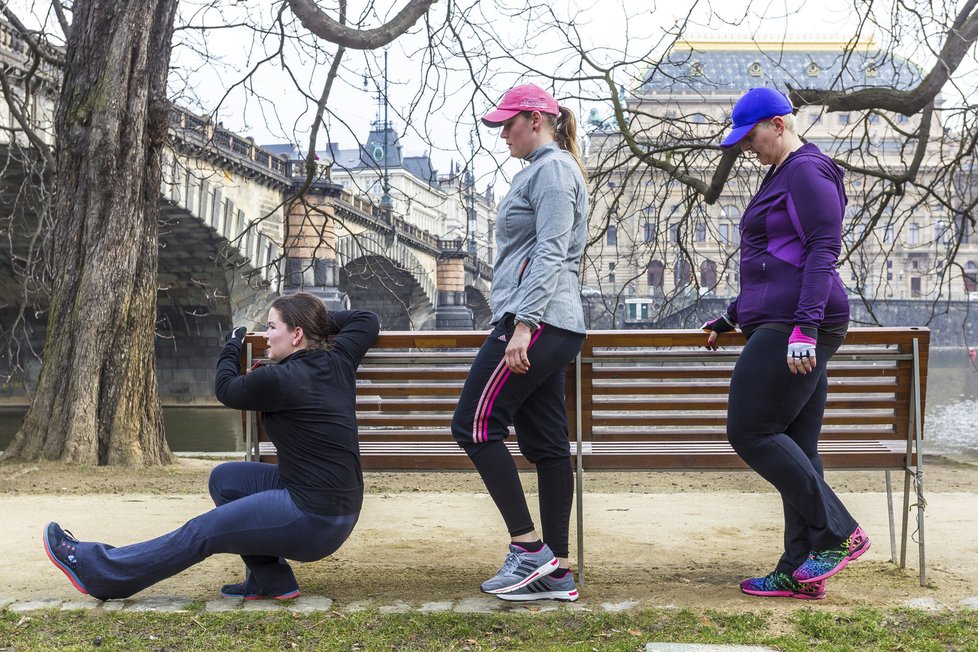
[584,39,976,327]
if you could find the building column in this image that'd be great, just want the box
[283,189,346,310]
[435,239,474,330]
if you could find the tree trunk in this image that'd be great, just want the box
[5,0,179,465]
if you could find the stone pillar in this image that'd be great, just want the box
[283,187,346,309]
[435,239,474,330]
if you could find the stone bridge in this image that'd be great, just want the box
[0,21,492,402]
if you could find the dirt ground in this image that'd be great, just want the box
[1,455,976,611]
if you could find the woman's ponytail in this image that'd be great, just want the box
[553,107,588,181]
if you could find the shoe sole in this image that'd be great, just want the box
[740,586,825,600]
[42,523,88,596]
[794,536,872,584]
[220,589,301,600]
[497,588,579,602]
[482,557,559,595]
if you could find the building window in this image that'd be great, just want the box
[883,225,894,243]
[643,221,655,243]
[674,259,693,287]
[908,223,919,245]
[608,273,615,285]
[719,223,730,243]
[647,260,664,289]
[810,113,821,124]
[668,223,679,243]
[695,223,707,242]
[700,260,717,288]
[965,261,978,293]
[720,204,740,219]
[606,225,617,245]
[839,113,850,125]
[608,262,616,272]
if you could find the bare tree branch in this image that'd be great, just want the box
[286,0,437,49]
[788,1,978,115]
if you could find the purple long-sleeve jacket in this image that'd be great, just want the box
[727,143,850,330]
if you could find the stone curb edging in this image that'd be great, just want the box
[2,595,978,614]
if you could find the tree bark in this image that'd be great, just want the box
[5,0,179,465]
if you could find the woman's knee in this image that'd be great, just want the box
[207,461,243,505]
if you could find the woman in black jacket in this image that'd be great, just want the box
[43,293,379,601]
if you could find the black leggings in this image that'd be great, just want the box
[451,316,585,558]
[727,327,857,574]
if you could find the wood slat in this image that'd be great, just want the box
[241,327,929,473]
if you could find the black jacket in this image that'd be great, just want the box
[215,310,380,515]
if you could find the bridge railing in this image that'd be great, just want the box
[170,106,290,179]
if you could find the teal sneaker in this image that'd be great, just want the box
[793,526,871,583]
[740,570,826,600]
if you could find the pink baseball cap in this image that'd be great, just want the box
[482,83,560,127]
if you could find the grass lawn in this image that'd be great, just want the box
[2,606,977,651]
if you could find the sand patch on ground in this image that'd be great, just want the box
[1,456,975,611]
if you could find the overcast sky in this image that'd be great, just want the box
[9,0,975,187]
[169,0,883,181]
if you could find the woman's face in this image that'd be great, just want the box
[739,119,783,165]
[500,113,540,159]
[264,307,297,362]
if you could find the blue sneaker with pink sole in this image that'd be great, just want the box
[43,522,89,595]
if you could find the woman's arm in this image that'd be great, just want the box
[786,162,845,328]
[327,310,380,367]
[514,158,580,329]
[213,337,282,411]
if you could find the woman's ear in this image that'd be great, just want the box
[292,326,304,346]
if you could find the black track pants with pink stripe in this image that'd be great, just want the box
[451,314,585,557]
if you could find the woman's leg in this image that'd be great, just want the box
[71,488,358,600]
[207,461,296,594]
[726,329,857,551]
[775,352,833,574]
[513,368,574,567]
[451,318,583,593]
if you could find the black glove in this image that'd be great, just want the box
[701,314,735,334]
[225,326,247,348]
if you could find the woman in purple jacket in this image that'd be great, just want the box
[703,88,870,600]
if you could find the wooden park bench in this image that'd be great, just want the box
[240,326,929,586]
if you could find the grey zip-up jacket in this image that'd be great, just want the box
[489,142,588,333]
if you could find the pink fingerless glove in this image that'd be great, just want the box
[787,326,817,360]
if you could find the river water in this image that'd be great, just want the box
[1,349,975,458]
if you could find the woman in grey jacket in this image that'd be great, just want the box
[451,83,588,602]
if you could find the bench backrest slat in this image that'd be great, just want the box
[240,327,928,471]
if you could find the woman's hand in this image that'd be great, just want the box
[787,326,817,375]
[504,322,534,374]
[701,314,735,350]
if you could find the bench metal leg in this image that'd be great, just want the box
[900,470,911,569]
[912,338,926,586]
[574,352,585,586]
[885,470,896,564]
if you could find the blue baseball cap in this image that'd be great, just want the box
[720,87,794,148]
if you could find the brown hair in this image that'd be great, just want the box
[545,107,588,181]
[270,292,334,349]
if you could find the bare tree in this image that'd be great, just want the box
[2,0,438,465]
